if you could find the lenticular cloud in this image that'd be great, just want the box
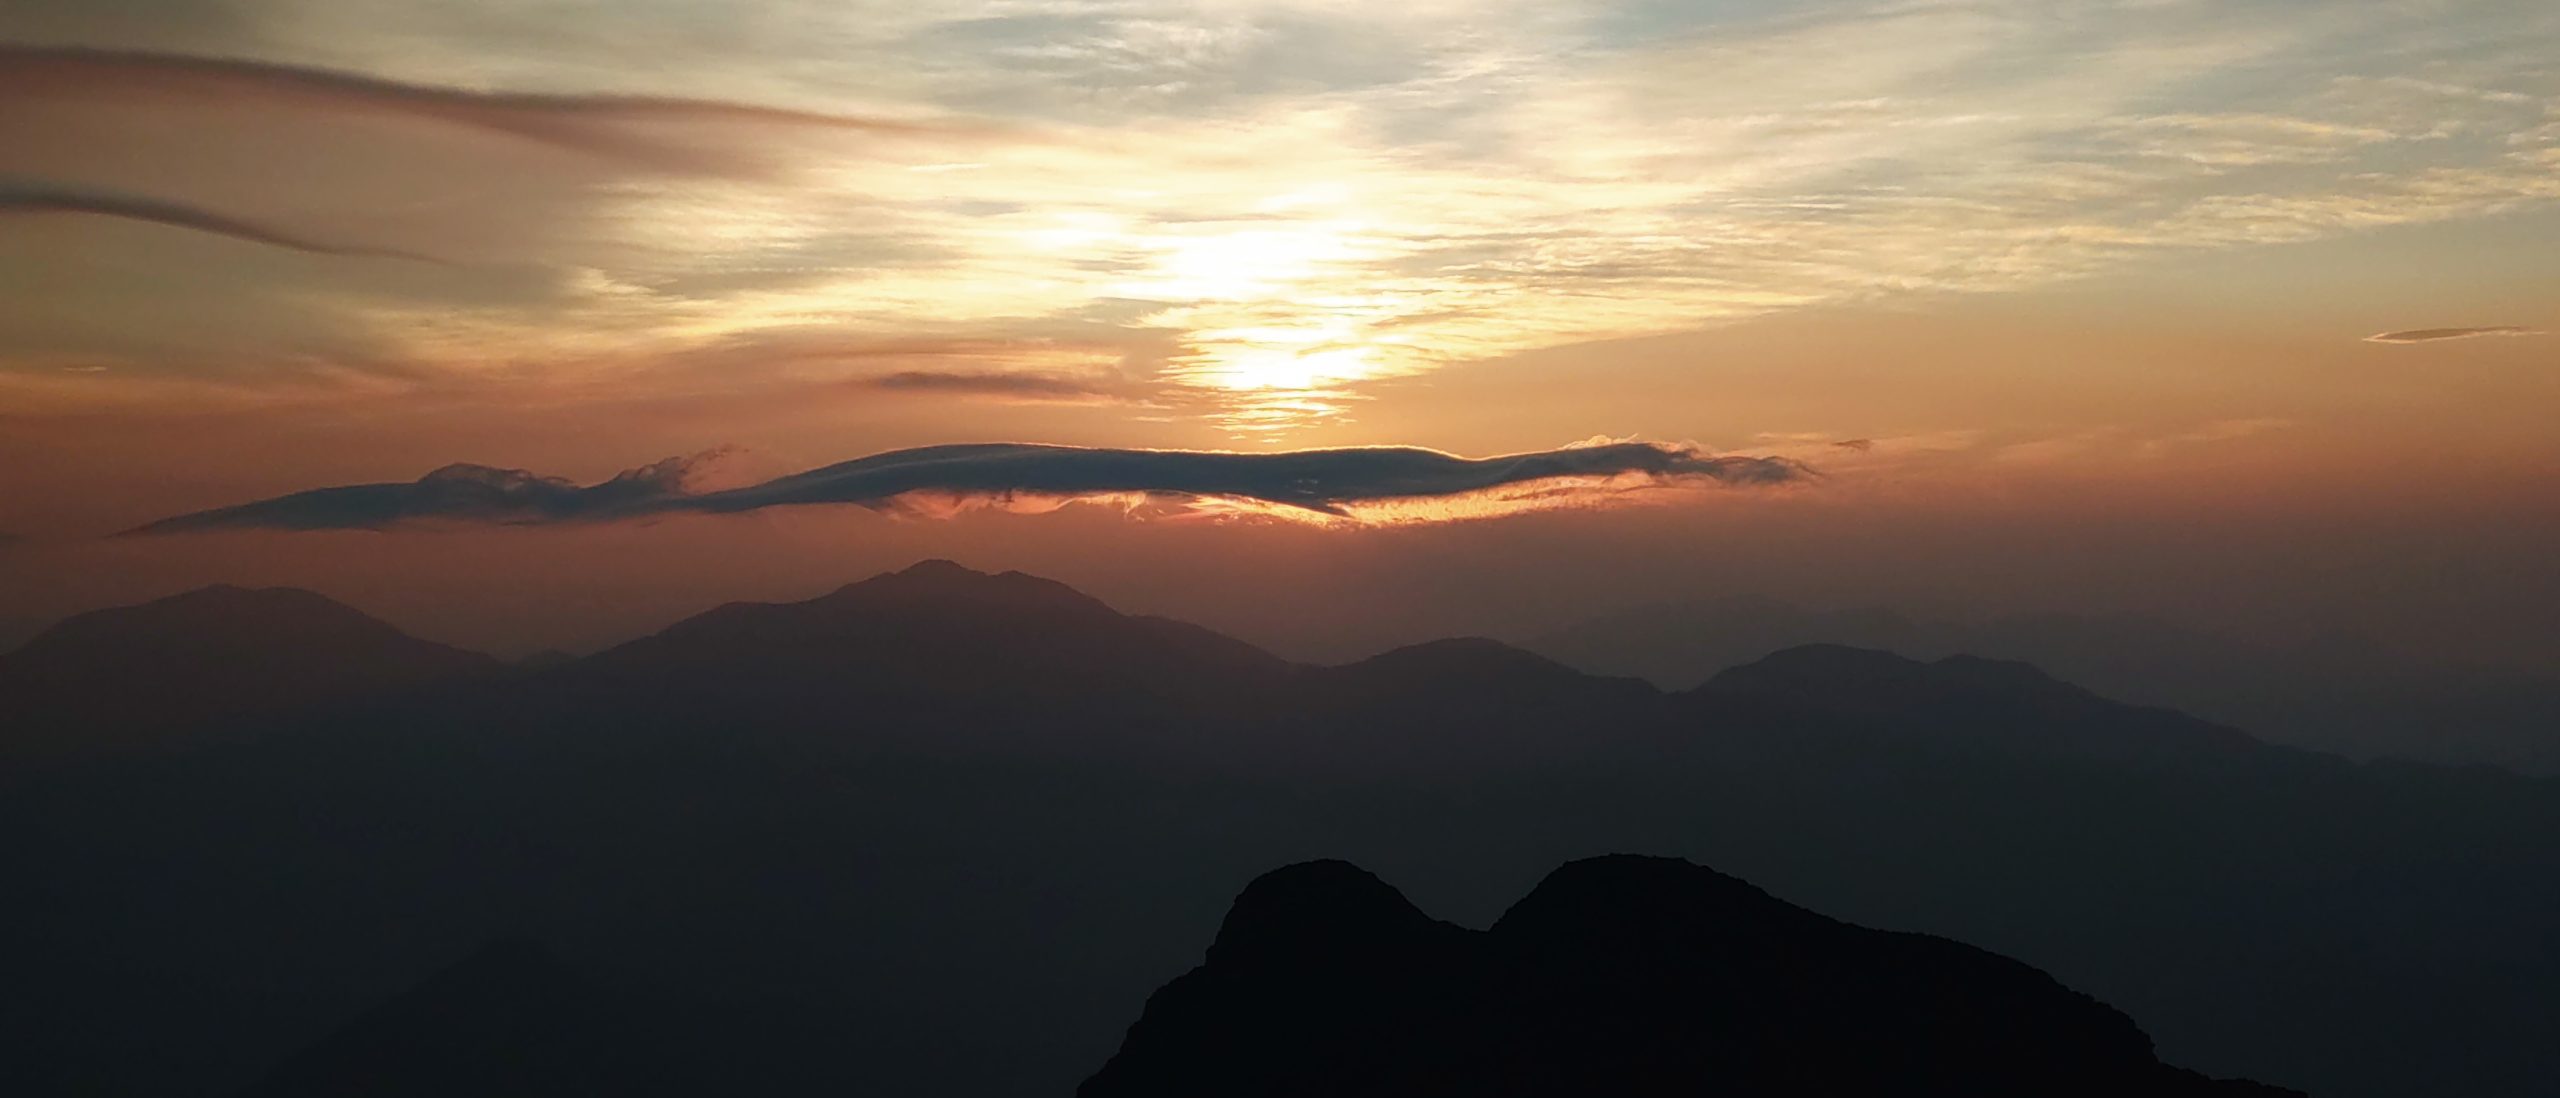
[130,441,1809,534]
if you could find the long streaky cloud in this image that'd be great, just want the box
[865,371,1126,401]
[2364,326,2542,344]
[0,182,437,261]
[0,46,956,168]
[129,441,1807,534]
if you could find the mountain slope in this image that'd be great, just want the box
[1082,856,2298,1097]
[1527,597,2560,773]
[548,560,1296,755]
[0,584,499,754]
[582,560,1288,689]
[1693,644,2271,765]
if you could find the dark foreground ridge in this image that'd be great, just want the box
[1083,856,2301,1098]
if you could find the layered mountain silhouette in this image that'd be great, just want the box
[577,558,1291,705]
[1085,857,2296,1097]
[1695,644,2267,765]
[1296,637,1656,719]
[1528,595,2560,773]
[0,584,497,754]
[4,562,2556,1097]
[0,564,2308,772]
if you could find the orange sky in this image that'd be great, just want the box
[2,1,2556,668]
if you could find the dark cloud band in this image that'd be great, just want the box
[129,441,1808,534]
[0,181,436,260]
[0,46,958,170]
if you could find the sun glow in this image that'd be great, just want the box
[1120,220,1374,303]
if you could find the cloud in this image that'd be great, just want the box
[0,181,438,260]
[14,4,2557,434]
[129,461,675,534]
[2364,326,2543,344]
[131,441,1807,533]
[864,371,1127,402]
[124,448,778,534]
[0,46,957,172]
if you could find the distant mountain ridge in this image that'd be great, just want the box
[2,562,2294,773]
[552,560,1301,756]
[16,569,2550,772]
[1082,856,2298,1097]
[0,583,498,754]
[1697,644,2269,764]
[594,559,1288,683]
[1527,595,2560,773]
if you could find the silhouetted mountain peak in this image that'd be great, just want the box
[582,564,1294,727]
[1524,597,1936,690]
[1338,637,1587,681]
[1705,643,2099,709]
[1085,857,2298,1097]
[8,584,487,665]
[1307,638,1658,719]
[1935,651,2068,688]
[1206,860,1449,966]
[1493,854,1806,946]
[29,583,386,643]
[0,585,497,752]
[1697,643,2268,764]
[820,558,1112,615]
[630,562,1130,650]
[1711,642,1936,687]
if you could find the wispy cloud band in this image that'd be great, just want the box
[0,46,954,169]
[129,441,1807,533]
[2364,326,2542,344]
[0,181,438,260]
[10,3,2558,434]
[862,371,1128,402]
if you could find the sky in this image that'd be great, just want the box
[1,0,2555,667]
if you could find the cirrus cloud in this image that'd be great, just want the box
[863,371,1131,403]
[0,45,960,173]
[2364,326,2542,344]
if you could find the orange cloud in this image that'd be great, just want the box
[2364,326,2541,344]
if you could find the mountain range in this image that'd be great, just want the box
[3,562,2555,1096]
